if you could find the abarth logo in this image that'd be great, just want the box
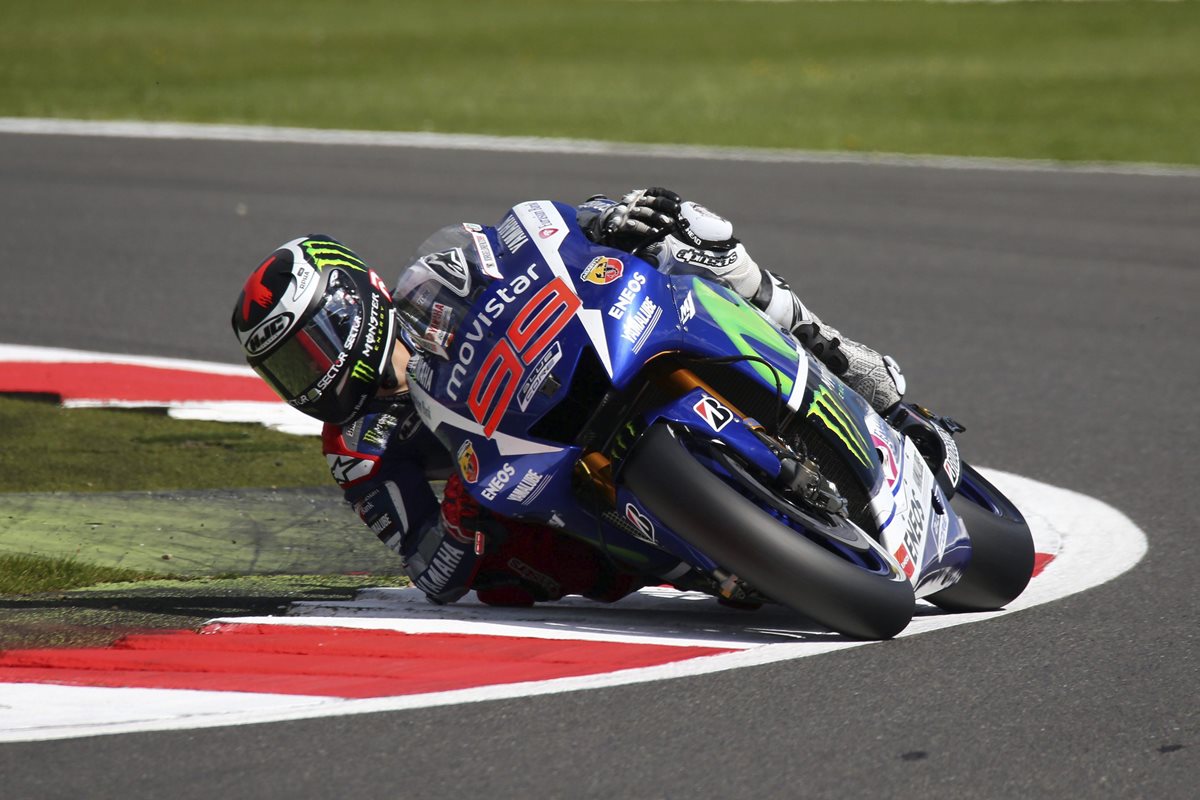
[581,256,624,286]
[456,440,479,483]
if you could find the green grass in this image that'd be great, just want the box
[3,0,1199,164]
[0,397,388,596]
[0,574,410,648]
[0,553,161,594]
[0,396,328,493]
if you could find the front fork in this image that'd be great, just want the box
[574,359,755,506]
[572,360,851,602]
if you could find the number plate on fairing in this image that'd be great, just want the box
[875,434,969,596]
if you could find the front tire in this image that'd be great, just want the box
[927,463,1035,612]
[622,424,915,640]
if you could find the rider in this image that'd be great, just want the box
[231,188,914,607]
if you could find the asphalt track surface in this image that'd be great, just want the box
[1,132,1196,798]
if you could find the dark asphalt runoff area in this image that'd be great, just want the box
[1,131,1197,798]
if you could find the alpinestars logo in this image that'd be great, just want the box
[420,248,472,297]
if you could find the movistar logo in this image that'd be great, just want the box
[301,240,367,272]
[807,385,871,467]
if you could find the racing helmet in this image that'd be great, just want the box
[231,235,396,425]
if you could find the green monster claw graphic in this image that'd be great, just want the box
[302,240,368,272]
[691,279,799,395]
[807,385,872,467]
[350,359,376,382]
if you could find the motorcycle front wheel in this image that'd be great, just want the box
[621,424,915,640]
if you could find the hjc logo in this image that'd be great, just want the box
[246,313,292,355]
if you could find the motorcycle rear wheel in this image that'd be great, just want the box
[622,424,915,640]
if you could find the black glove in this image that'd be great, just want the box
[593,187,681,252]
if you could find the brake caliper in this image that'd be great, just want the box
[777,456,848,517]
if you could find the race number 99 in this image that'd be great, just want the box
[468,278,580,436]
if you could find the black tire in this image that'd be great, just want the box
[622,424,915,640]
[927,463,1035,612]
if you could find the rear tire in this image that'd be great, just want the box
[622,424,915,640]
[927,463,1035,612]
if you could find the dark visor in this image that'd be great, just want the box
[254,282,362,399]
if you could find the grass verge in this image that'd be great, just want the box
[0,574,408,649]
[3,0,1198,164]
[0,395,328,493]
[0,553,161,595]
[0,395,414,648]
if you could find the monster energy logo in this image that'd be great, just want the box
[610,421,639,461]
[350,359,376,382]
[302,240,367,272]
[807,385,871,467]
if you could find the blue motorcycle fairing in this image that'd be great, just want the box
[646,387,782,480]
[405,199,977,599]
[859,408,971,596]
[676,276,886,495]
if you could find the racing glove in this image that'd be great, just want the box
[584,187,682,252]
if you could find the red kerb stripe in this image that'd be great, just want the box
[0,362,278,403]
[0,624,734,698]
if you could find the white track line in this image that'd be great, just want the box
[2,117,1197,178]
[0,468,1147,742]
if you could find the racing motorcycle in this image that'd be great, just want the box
[400,201,1035,639]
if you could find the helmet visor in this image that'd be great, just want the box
[254,279,363,399]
